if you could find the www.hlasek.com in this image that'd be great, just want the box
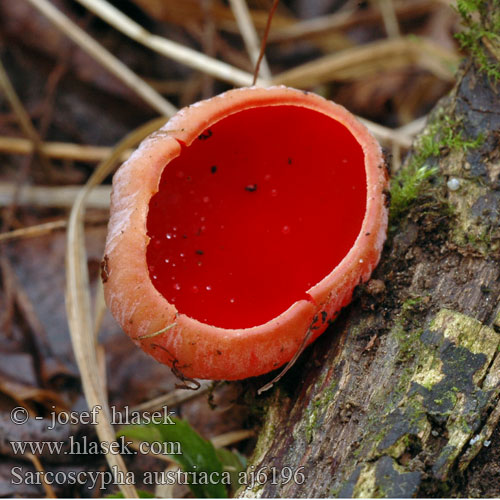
[10,434,180,456]
[11,465,306,491]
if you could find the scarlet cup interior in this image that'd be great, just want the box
[146,105,366,328]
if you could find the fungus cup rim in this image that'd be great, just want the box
[103,86,388,380]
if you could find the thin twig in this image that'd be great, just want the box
[74,0,263,87]
[0,60,55,174]
[253,0,280,85]
[229,0,272,82]
[0,136,132,162]
[0,256,16,337]
[38,59,69,166]
[0,256,70,387]
[130,380,212,413]
[0,214,108,244]
[217,6,293,35]
[135,323,177,340]
[211,429,255,448]
[0,220,67,244]
[26,453,57,498]
[25,0,177,117]
[258,328,313,395]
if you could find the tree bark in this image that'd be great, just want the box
[239,11,500,498]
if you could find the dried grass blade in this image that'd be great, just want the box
[268,0,437,43]
[396,115,427,137]
[0,183,111,209]
[0,136,132,163]
[65,117,166,499]
[25,0,177,117]
[0,220,67,244]
[211,429,255,448]
[74,0,263,87]
[357,118,413,149]
[375,0,401,38]
[271,37,458,88]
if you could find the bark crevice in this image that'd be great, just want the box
[238,56,500,498]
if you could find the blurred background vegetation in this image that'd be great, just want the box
[0,0,482,497]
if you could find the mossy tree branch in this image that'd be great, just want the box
[238,3,500,497]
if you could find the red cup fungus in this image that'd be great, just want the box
[102,86,388,381]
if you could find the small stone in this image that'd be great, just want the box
[447,177,460,191]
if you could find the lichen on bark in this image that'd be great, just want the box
[239,11,500,497]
